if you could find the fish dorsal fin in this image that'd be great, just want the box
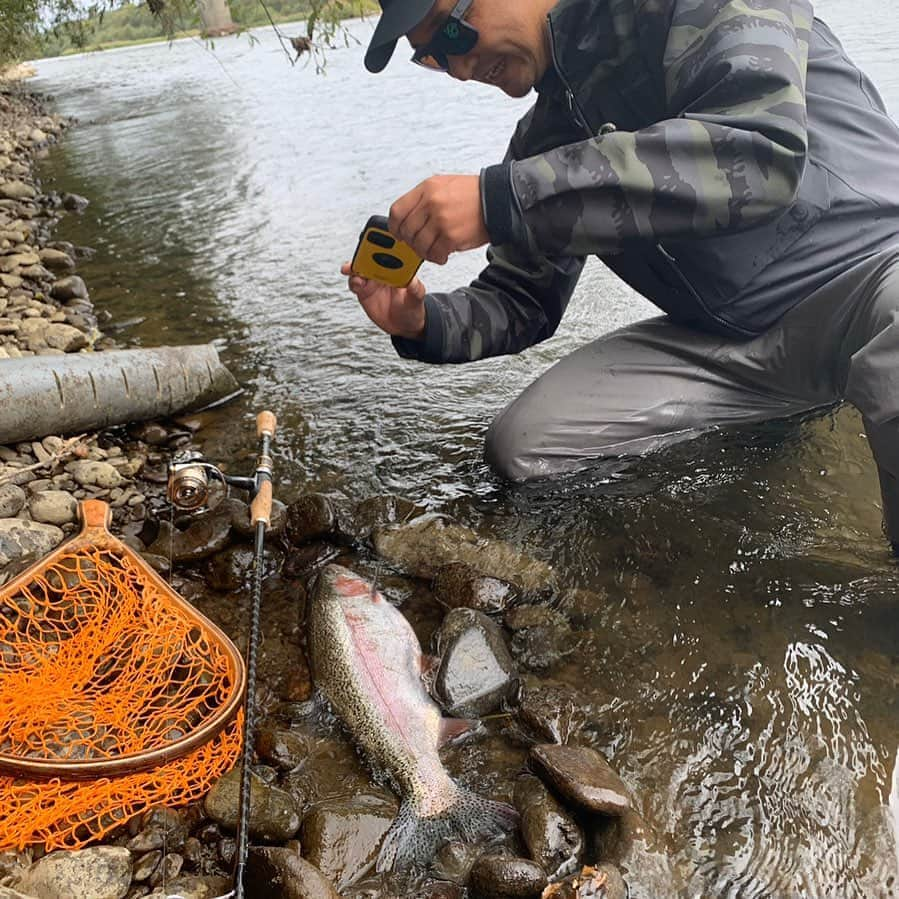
[438,716,479,747]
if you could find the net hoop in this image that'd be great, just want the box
[0,499,246,780]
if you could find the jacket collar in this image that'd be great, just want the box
[544,0,638,92]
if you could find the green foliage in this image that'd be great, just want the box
[2,0,373,65]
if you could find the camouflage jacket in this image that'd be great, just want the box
[394,0,899,363]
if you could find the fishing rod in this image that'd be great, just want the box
[167,410,277,899]
[233,410,276,899]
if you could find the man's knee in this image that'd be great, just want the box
[484,409,541,482]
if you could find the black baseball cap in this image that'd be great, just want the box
[364,0,437,73]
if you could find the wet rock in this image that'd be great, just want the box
[0,518,63,566]
[540,863,627,899]
[126,807,188,853]
[49,274,88,301]
[419,881,465,899]
[285,494,339,545]
[15,847,132,899]
[62,192,89,211]
[516,683,584,745]
[148,507,233,563]
[469,854,547,898]
[67,460,124,489]
[203,544,255,591]
[529,746,631,817]
[299,797,395,890]
[28,489,77,525]
[246,844,340,899]
[433,608,518,717]
[131,851,161,882]
[0,483,26,517]
[349,493,425,540]
[505,606,576,671]
[143,875,231,899]
[283,540,342,579]
[148,852,182,887]
[255,727,310,771]
[204,768,301,842]
[433,562,523,614]
[281,649,313,701]
[229,496,287,538]
[372,513,554,593]
[514,774,584,881]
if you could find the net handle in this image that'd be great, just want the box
[79,498,112,531]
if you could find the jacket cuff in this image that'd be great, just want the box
[390,294,445,363]
[481,163,521,247]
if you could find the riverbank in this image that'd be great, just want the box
[0,77,169,569]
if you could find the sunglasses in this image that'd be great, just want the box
[411,0,478,72]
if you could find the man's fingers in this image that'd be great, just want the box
[388,182,424,236]
[395,196,430,249]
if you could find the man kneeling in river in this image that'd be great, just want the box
[341,0,899,553]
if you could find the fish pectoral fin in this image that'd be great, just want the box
[438,715,481,747]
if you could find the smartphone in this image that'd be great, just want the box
[351,215,423,288]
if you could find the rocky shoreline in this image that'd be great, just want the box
[0,76,665,899]
[0,79,166,575]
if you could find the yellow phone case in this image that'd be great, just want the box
[351,215,423,288]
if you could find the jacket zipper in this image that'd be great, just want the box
[547,16,592,134]
[546,12,727,331]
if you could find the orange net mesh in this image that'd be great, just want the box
[0,500,245,850]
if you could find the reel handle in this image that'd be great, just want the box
[257,410,277,439]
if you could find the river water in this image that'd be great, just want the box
[30,3,899,896]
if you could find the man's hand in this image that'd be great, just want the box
[341,262,427,340]
[389,174,489,265]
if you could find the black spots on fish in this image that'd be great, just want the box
[376,786,519,872]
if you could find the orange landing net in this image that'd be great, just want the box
[0,500,245,850]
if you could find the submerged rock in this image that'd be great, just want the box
[505,606,576,671]
[433,608,518,717]
[372,513,554,593]
[432,561,523,614]
[349,493,424,540]
[516,683,585,745]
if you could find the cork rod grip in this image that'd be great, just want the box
[257,411,277,439]
[250,480,273,526]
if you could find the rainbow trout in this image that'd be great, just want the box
[308,563,518,871]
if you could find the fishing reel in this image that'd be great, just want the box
[166,411,276,513]
[166,451,257,511]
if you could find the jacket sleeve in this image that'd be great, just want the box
[393,126,586,365]
[482,0,813,256]
[391,242,585,364]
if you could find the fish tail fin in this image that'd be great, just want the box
[376,783,519,872]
